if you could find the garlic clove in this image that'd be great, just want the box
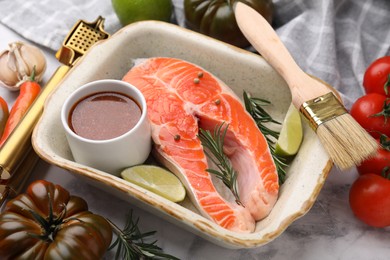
[0,41,47,91]
[13,42,47,82]
[0,50,19,89]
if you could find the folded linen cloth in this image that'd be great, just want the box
[0,0,122,50]
[0,0,389,108]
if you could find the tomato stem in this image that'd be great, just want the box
[371,98,390,124]
[27,193,67,242]
[385,74,390,95]
[381,167,390,180]
[379,134,390,151]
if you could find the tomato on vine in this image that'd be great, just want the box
[350,93,390,138]
[363,56,390,97]
[349,169,390,228]
[357,134,390,175]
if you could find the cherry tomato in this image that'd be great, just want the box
[350,93,390,138]
[349,173,390,227]
[357,135,390,175]
[363,56,390,97]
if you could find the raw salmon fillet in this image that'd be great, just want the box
[123,57,279,233]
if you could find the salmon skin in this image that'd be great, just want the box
[123,57,279,233]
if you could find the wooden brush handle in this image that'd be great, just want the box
[234,2,331,108]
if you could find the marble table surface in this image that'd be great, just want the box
[1,23,389,260]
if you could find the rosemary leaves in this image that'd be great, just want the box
[243,91,288,184]
[198,123,242,205]
[198,91,289,206]
[108,210,179,260]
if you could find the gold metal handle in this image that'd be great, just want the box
[0,147,39,205]
[0,65,70,205]
[0,65,70,178]
[0,16,109,206]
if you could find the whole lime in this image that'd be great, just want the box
[112,0,173,25]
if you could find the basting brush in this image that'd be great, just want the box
[234,2,377,170]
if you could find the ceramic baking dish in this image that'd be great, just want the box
[32,21,332,248]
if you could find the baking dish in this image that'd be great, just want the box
[32,21,332,248]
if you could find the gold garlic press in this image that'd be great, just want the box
[0,17,109,206]
[56,16,109,66]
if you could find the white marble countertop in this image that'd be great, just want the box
[1,23,389,260]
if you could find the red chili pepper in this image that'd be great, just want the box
[0,71,40,147]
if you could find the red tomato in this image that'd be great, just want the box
[363,56,390,97]
[350,93,390,138]
[357,136,390,175]
[349,173,390,227]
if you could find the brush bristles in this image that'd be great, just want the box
[316,113,378,170]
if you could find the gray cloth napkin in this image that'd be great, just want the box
[0,0,389,108]
[272,0,390,108]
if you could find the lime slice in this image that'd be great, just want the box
[275,103,303,157]
[121,165,186,202]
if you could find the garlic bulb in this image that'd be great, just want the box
[0,41,47,91]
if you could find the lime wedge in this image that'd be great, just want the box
[121,165,186,202]
[275,103,303,157]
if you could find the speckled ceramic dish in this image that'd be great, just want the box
[32,21,332,249]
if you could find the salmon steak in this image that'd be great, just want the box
[123,57,279,233]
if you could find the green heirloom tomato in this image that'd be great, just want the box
[0,180,112,260]
[184,0,274,48]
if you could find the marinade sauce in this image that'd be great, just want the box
[69,91,141,140]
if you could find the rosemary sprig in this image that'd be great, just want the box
[243,91,280,142]
[108,210,179,260]
[243,91,288,184]
[198,123,242,206]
